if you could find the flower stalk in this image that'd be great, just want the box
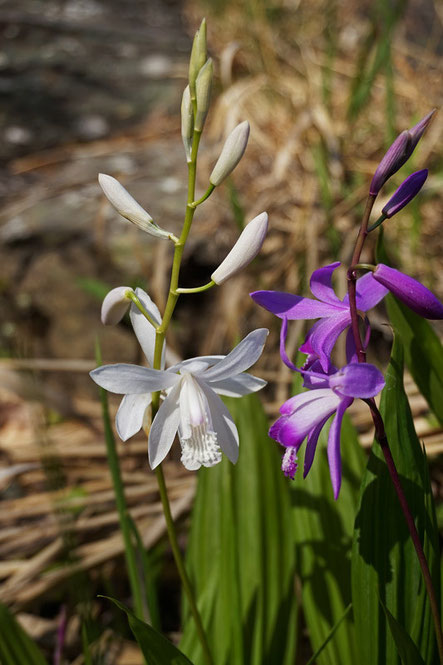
[347,193,443,665]
[149,115,214,664]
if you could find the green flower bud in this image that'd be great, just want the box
[188,18,207,100]
[195,58,213,132]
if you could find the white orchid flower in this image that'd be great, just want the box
[90,328,268,471]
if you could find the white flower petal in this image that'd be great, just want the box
[209,372,267,397]
[148,383,182,468]
[98,173,171,239]
[200,328,268,383]
[116,393,152,441]
[129,287,164,367]
[211,212,268,285]
[90,364,178,394]
[167,355,223,374]
[101,286,133,325]
[197,378,239,463]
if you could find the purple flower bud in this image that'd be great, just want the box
[373,264,443,319]
[382,169,428,219]
[370,110,435,196]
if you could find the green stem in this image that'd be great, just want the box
[368,213,388,232]
[126,290,159,328]
[177,280,215,294]
[155,465,214,665]
[144,125,214,664]
[95,340,144,621]
[190,183,215,208]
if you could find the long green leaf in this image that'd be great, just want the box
[101,596,194,665]
[351,335,440,665]
[0,603,49,665]
[291,411,365,665]
[376,230,443,424]
[380,600,426,665]
[181,393,297,665]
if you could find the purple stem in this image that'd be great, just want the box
[347,195,443,663]
[54,605,67,665]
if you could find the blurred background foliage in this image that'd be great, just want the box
[0,0,442,662]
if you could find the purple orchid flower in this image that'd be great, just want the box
[373,264,443,319]
[251,262,388,371]
[270,362,385,498]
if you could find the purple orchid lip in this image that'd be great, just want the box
[373,264,443,320]
[369,110,435,196]
[270,361,385,498]
[382,169,428,219]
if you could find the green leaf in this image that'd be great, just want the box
[291,410,365,665]
[380,600,426,665]
[376,229,443,425]
[181,393,298,665]
[100,596,194,665]
[351,335,440,665]
[305,604,353,665]
[0,603,49,665]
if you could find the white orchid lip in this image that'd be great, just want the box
[210,121,250,186]
[211,212,268,285]
[90,327,269,470]
[98,174,173,240]
[101,286,134,325]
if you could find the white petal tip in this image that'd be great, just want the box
[101,286,134,325]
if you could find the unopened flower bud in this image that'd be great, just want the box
[210,121,250,186]
[101,287,134,325]
[98,174,172,240]
[373,264,443,319]
[195,59,213,132]
[181,85,193,162]
[370,109,435,196]
[211,212,268,285]
[382,169,428,219]
[189,18,207,100]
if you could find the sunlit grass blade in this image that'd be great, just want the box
[351,335,440,665]
[181,393,297,665]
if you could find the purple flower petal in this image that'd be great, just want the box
[382,170,428,219]
[309,262,343,305]
[342,271,388,311]
[270,392,340,447]
[327,397,353,499]
[373,264,443,319]
[250,290,340,319]
[328,363,385,398]
[306,310,351,371]
[279,317,299,371]
[279,388,334,415]
[303,416,330,478]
